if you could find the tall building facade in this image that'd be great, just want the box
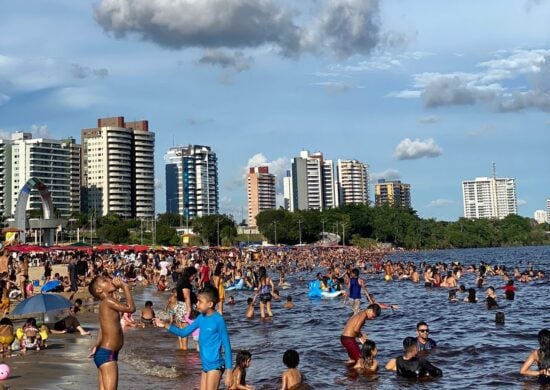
[546,198,550,223]
[81,116,155,219]
[165,145,218,220]
[5,132,80,218]
[0,138,12,218]
[246,166,276,227]
[374,179,411,208]
[462,177,517,219]
[290,150,338,211]
[534,210,547,224]
[283,170,292,211]
[337,159,369,206]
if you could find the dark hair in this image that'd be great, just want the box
[416,321,428,330]
[286,296,292,302]
[247,297,253,305]
[367,303,381,317]
[538,329,550,370]
[486,296,499,310]
[403,336,417,353]
[199,284,219,305]
[236,350,252,369]
[0,317,13,326]
[88,276,102,299]
[352,268,360,277]
[74,298,83,306]
[214,262,224,277]
[283,349,299,368]
[145,300,153,307]
[361,340,377,368]
[467,288,477,303]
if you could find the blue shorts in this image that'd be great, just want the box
[93,347,119,368]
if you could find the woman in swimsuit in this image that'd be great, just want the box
[520,328,550,385]
[211,262,226,315]
[174,266,198,350]
[257,266,274,319]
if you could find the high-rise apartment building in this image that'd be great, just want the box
[283,170,292,211]
[546,198,550,223]
[462,177,517,219]
[81,116,155,219]
[165,145,218,220]
[374,179,411,208]
[337,159,369,206]
[534,210,547,224]
[290,150,337,211]
[246,166,276,227]
[0,138,12,218]
[4,132,80,217]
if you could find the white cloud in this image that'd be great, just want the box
[394,138,442,160]
[94,0,390,58]
[196,50,253,72]
[467,124,495,137]
[390,49,550,113]
[30,125,51,138]
[154,179,163,189]
[313,81,351,94]
[427,199,454,208]
[329,51,434,72]
[418,115,440,124]
[517,199,528,206]
[370,168,401,183]
[244,153,288,193]
[386,90,420,98]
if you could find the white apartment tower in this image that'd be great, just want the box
[290,150,338,212]
[547,198,550,223]
[462,176,517,219]
[283,170,292,211]
[246,166,276,227]
[81,117,155,219]
[337,159,369,206]
[164,145,218,219]
[5,132,80,217]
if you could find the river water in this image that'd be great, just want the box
[113,246,550,389]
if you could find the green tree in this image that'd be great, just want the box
[191,214,236,246]
[157,213,182,227]
[97,224,130,243]
[156,224,178,245]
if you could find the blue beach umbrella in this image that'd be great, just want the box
[11,293,72,316]
[41,280,61,293]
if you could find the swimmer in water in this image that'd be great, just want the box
[520,328,550,385]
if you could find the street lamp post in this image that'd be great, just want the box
[273,220,278,245]
[321,219,325,242]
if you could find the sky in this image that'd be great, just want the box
[0,0,549,222]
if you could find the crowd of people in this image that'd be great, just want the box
[0,243,547,388]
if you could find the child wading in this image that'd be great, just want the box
[155,284,233,389]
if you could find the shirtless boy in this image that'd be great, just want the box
[340,304,381,364]
[89,275,136,390]
[140,301,155,327]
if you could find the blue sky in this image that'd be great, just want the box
[1,0,548,222]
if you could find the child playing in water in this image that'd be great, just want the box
[354,340,378,373]
[520,328,550,385]
[245,297,255,318]
[281,349,302,390]
[89,275,136,390]
[140,300,155,327]
[283,296,294,309]
[154,284,233,389]
[230,350,254,390]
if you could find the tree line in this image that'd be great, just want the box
[65,205,549,249]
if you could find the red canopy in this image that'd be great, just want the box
[8,245,48,253]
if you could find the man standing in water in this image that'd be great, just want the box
[416,321,437,352]
[340,303,381,365]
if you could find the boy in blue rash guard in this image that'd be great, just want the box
[155,284,233,389]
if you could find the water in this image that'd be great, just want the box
[113,246,550,389]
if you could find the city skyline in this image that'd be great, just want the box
[1,1,549,222]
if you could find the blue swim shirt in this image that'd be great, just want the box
[168,312,232,372]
